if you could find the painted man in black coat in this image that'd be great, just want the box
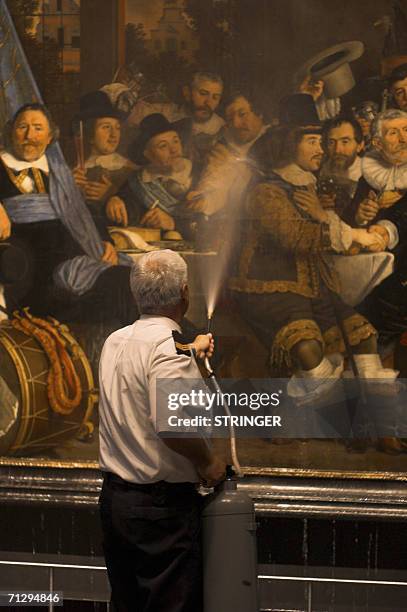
[0,103,137,326]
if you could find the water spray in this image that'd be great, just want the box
[197,161,258,612]
[203,308,242,476]
[206,308,213,334]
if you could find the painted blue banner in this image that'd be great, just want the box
[0,0,42,129]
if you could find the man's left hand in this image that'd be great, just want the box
[191,333,214,360]
[101,241,118,265]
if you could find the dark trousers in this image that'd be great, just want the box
[99,472,203,612]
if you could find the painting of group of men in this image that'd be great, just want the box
[2,0,407,462]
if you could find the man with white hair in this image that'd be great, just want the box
[345,108,407,226]
[344,109,407,368]
[98,249,226,612]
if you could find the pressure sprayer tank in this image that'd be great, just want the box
[202,473,259,612]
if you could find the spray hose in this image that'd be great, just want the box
[204,355,242,476]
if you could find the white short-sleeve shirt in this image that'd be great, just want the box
[98,315,203,484]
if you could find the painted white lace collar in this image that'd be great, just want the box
[85,152,130,171]
[274,163,317,187]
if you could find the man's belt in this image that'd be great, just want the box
[103,471,197,494]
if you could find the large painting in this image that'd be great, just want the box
[1,0,407,480]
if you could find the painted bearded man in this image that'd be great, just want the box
[0,103,136,326]
[174,71,225,175]
[230,95,401,453]
[319,115,364,217]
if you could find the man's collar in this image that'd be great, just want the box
[0,150,49,174]
[141,158,192,187]
[138,314,181,333]
[224,124,269,156]
[178,106,225,136]
[191,112,225,136]
[274,163,317,187]
[85,152,130,171]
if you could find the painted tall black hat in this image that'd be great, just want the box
[75,90,125,122]
[278,94,321,130]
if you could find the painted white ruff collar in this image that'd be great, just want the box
[0,150,49,173]
[347,156,362,182]
[362,150,407,191]
[274,163,317,187]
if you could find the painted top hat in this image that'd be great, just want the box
[296,41,364,99]
[74,90,125,123]
[278,93,321,131]
[129,113,180,165]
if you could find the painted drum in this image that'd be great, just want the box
[0,319,97,456]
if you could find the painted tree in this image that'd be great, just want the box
[125,22,148,67]
[184,0,238,77]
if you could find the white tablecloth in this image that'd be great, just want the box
[329,252,394,306]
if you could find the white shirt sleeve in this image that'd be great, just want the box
[377,219,399,250]
[149,341,210,435]
[325,210,353,252]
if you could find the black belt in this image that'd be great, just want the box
[103,471,197,494]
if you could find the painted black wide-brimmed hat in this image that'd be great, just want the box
[278,93,322,132]
[129,113,180,165]
[74,90,125,123]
